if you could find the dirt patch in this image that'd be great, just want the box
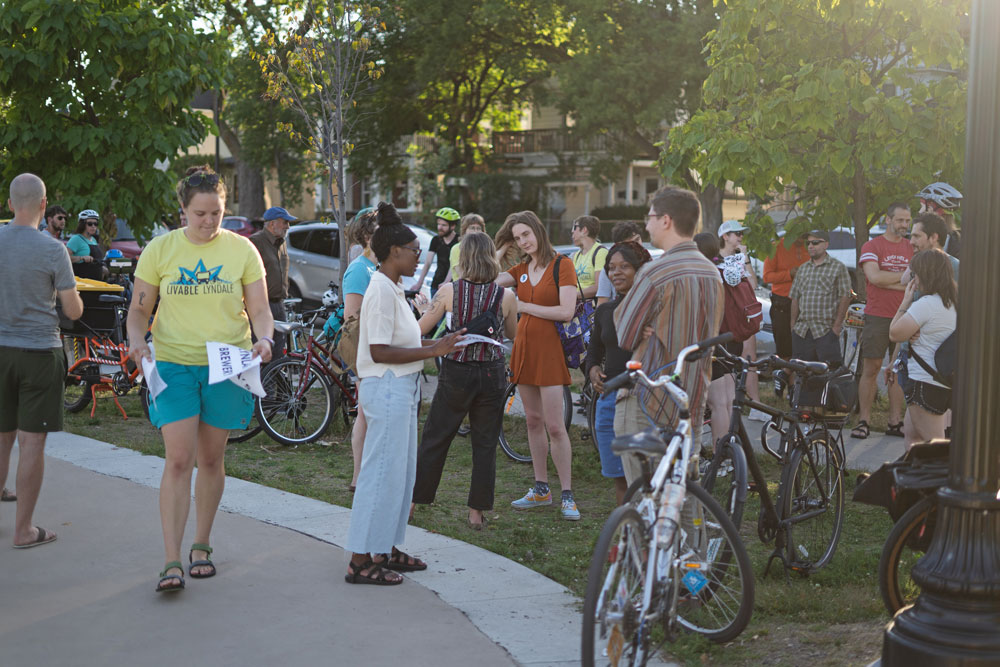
[678,621,886,666]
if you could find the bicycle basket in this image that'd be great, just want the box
[797,367,857,417]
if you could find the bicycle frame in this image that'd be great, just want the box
[713,348,846,574]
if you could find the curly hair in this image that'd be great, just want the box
[606,241,652,273]
[370,202,416,262]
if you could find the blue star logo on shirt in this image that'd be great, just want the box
[171,259,231,285]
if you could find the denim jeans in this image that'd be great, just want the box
[594,389,625,478]
[345,370,420,555]
[413,358,506,510]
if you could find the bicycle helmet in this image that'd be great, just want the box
[105,248,124,258]
[78,209,99,221]
[916,182,963,209]
[434,207,460,222]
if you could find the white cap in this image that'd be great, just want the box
[718,220,748,237]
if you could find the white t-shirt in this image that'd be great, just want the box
[356,271,423,378]
[906,294,956,388]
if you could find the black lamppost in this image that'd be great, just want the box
[882,0,1000,663]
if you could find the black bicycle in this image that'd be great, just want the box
[700,346,850,575]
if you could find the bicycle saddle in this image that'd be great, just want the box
[98,294,126,304]
[273,321,303,333]
[611,427,668,457]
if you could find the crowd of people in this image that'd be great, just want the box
[1,167,961,594]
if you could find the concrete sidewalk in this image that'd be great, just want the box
[1,433,586,667]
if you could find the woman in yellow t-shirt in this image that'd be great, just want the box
[127,166,274,594]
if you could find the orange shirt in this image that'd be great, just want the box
[763,238,810,297]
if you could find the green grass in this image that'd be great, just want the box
[64,375,893,666]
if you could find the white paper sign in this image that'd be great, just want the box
[141,342,167,403]
[206,342,266,398]
[453,333,509,351]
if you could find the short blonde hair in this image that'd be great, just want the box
[458,231,500,283]
[460,213,485,236]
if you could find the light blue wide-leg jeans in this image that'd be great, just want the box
[345,370,420,555]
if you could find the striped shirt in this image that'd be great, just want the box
[614,241,724,428]
[788,255,852,337]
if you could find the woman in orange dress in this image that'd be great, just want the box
[496,211,580,520]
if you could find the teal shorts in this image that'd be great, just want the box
[147,362,254,430]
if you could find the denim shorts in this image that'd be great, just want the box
[904,380,951,416]
[147,362,254,430]
[594,390,625,479]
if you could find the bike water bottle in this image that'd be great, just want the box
[656,482,685,549]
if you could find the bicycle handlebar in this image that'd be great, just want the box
[767,355,829,376]
[601,332,735,395]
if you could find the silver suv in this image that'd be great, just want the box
[286,221,435,302]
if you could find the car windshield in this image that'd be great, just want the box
[114,219,135,241]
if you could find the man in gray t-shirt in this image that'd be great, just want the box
[0,173,82,549]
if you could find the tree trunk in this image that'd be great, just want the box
[851,159,869,298]
[698,183,724,234]
[237,161,266,219]
[217,111,266,220]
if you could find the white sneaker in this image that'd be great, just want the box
[748,408,770,422]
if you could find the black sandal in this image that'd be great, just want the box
[156,561,185,593]
[886,422,905,438]
[344,558,402,586]
[188,543,216,579]
[851,420,870,439]
[377,548,427,572]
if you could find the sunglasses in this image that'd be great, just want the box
[731,231,744,237]
[55,215,67,221]
[806,239,826,246]
[185,172,220,187]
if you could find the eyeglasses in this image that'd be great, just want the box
[184,172,220,187]
[806,239,826,246]
[400,244,421,257]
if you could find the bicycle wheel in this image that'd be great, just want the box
[498,382,532,463]
[256,357,335,446]
[675,482,755,643]
[582,505,651,667]
[700,434,749,529]
[138,380,151,421]
[227,422,263,443]
[64,375,94,413]
[780,429,845,572]
[879,496,937,615]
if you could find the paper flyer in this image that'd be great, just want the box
[206,342,267,398]
[453,333,509,351]
[141,342,167,402]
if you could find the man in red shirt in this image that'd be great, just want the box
[763,231,810,359]
[853,201,912,439]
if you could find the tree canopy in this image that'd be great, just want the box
[0,0,226,237]
[661,0,968,259]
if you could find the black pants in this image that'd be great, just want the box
[268,301,287,354]
[770,294,793,358]
[413,358,505,510]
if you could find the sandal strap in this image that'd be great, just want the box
[190,543,213,556]
[348,559,395,583]
[160,561,184,577]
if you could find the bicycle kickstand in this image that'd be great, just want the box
[763,547,791,581]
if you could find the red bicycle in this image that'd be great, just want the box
[255,305,358,446]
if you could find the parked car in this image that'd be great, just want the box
[109,219,168,258]
[221,215,260,237]
[286,221,435,303]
